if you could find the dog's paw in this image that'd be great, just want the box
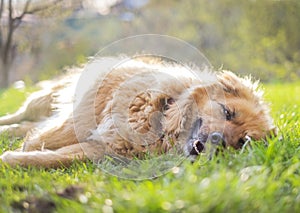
[0,151,35,166]
[0,151,16,166]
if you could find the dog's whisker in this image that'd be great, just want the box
[41,142,45,151]
[22,142,26,152]
[240,135,252,154]
[262,138,269,147]
[245,135,252,143]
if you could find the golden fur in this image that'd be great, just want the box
[0,57,275,168]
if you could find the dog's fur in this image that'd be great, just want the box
[0,57,275,168]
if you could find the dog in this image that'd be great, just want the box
[0,56,276,168]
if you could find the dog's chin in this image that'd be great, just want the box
[186,153,198,163]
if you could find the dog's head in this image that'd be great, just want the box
[164,71,276,159]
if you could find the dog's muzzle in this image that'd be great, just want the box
[184,118,225,161]
[185,130,224,161]
[191,132,223,155]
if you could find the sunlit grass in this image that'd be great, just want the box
[0,82,299,212]
[264,82,300,114]
[0,87,37,116]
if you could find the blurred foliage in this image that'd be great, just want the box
[12,0,300,82]
[139,0,300,82]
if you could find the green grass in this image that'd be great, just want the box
[0,87,37,116]
[0,82,299,212]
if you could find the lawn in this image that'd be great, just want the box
[0,82,299,212]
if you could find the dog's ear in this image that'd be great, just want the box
[190,86,211,106]
[217,70,262,101]
[217,71,240,96]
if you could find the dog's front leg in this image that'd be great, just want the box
[0,121,35,138]
[22,117,78,152]
[0,150,75,168]
[0,141,105,168]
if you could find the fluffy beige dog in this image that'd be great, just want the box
[0,56,275,168]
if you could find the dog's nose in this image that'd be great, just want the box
[206,132,224,160]
[208,132,223,145]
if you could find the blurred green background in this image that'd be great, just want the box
[1,0,300,87]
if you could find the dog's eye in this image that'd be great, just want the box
[220,104,234,121]
[224,108,231,120]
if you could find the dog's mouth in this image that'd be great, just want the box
[184,118,225,161]
[190,139,205,155]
